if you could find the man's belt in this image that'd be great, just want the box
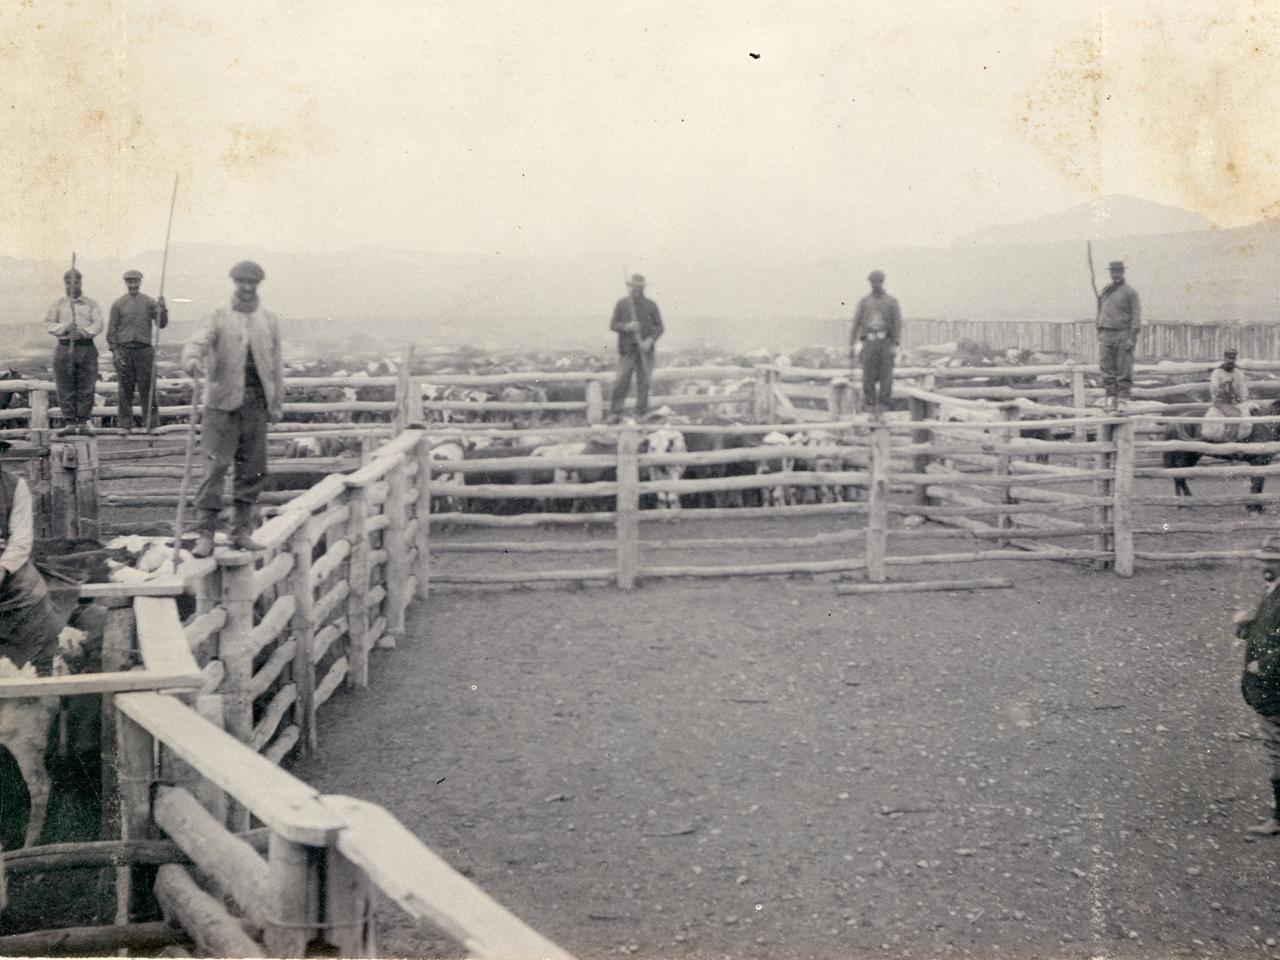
[863,331,889,341]
[57,338,95,345]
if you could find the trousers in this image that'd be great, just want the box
[113,343,158,427]
[53,341,98,423]
[860,338,895,407]
[195,391,269,514]
[1098,331,1135,399]
[612,348,654,415]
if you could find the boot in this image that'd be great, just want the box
[231,505,264,552]
[190,510,219,559]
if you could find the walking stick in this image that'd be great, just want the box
[171,373,201,567]
[146,173,179,433]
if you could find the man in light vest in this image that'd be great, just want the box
[0,441,58,673]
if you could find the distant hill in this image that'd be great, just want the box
[0,197,1276,357]
[954,194,1215,247]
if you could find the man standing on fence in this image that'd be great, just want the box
[851,270,901,418]
[1233,535,1280,835]
[182,261,283,558]
[108,269,168,434]
[609,274,664,422]
[43,269,104,436]
[1096,260,1141,413]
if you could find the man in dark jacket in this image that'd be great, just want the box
[108,269,168,433]
[850,270,902,417]
[609,274,663,421]
[1234,534,1280,834]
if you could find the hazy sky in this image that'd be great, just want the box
[3,0,1276,264]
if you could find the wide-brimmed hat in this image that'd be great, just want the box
[626,273,646,288]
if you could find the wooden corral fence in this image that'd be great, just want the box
[426,398,1280,589]
[822,317,1280,363]
[0,425,575,959]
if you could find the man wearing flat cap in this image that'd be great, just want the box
[182,261,283,557]
[108,269,168,433]
[1232,535,1280,835]
[1096,260,1141,413]
[850,270,902,417]
[609,274,664,421]
[43,268,104,435]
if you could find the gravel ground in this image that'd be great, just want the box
[294,505,1280,960]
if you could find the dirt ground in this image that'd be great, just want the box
[293,495,1280,960]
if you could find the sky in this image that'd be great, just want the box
[2,0,1277,267]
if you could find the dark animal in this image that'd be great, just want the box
[1163,400,1280,510]
[0,369,27,412]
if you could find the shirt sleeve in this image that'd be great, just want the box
[1238,371,1250,402]
[650,303,664,342]
[107,300,121,346]
[1129,289,1141,337]
[182,312,218,367]
[610,299,628,334]
[156,297,169,329]
[888,298,902,345]
[83,301,105,338]
[850,298,867,342]
[45,300,70,337]
[0,478,34,575]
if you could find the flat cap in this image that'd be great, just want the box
[1224,347,1239,356]
[1108,260,1125,271]
[868,270,885,282]
[229,260,265,283]
[122,269,143,281]
[63,268,82,281]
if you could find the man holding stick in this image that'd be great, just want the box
[43,268,103,436]
[182,261,283,557]
[1233,535,1280,835]
[1095,260,1141,413]
[108,269,168,433]
[609,273,663,422]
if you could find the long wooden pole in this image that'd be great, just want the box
[171,373,200,565]
[146,173,179,432]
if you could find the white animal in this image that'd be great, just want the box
[641,427,686,510]
[757,431,796,506]
[427,442,466,512]
[0,647,78,848]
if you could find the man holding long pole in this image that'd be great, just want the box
[44,266,103,436]
[182,261,283,557]
[108,270,167,433]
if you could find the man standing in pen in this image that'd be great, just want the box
[108,269,168,433]
[851,269,902,418]
[44,268,104,436]
[182,261,284,557]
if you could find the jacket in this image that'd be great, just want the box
[181,305,284,417]
[611,295,663,355]
[1238,582,1280,717]
[1097,282,1141,335]
[851,293,902,345]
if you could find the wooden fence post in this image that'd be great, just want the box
[615,429,640,589]
[289,528,318,754]
[50,436,99,539]
[753,366,779,423]
[100,598,136,842]
[866,423,890,583]
[413,436,431,601]
[585,378,603,425]
[908,395,932,508]
[346,482,372,687]
[29,388,48,442]
[217,553,256,831]
[393,345,414,432]
[264,833,318,958]
[1072,367,1090,470]
[115,708,155,926]
[828,377,853,421]
[996,403,1020,547]
[1093,421,1115,571]
[383,460,409,648]
[1112,418,1135,577]
[324,849,374,956]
